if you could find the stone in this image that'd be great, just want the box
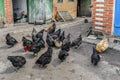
[35,78,42,80]
[69,69,76,73]
[87,35,97,39]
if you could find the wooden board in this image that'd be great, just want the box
[58,11,73,22]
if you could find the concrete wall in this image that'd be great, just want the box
[52,0,77,19]
[12,0,27,17]
[92,0,113,35]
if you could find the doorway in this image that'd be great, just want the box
[12,0,28,23]
[28,0,46,24]
[77,0,92,17]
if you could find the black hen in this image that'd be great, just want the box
[46,33,55,47]
[32,33,45,44]
[29,38,45,56]
[84,19,88,23]
[59,31,65,42]
[58,50,69,62]
[35,37,45,48]
[28,43,41,56]
[48,23,56,35]
[61,34,71,52]
[91,47,100,66]
[54,31,64,48]
[32,34,38,42]
[7,56,26,70]
[22,37,33,52]
[71,34,82,48]
[6,33,18,47]
[35,47,53,67]
[36,29,44,38]
[52,29,61,39]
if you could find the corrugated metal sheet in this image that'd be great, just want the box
[0,0,5,21]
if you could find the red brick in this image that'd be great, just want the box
[4,0,13,23]
[92,0,113,35]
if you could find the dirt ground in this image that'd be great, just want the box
[0,19,120,80]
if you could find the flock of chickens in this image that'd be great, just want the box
[5,22,109,71]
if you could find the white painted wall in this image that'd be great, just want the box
[12,0,27,17]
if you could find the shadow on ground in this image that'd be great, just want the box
[1,66,16,74]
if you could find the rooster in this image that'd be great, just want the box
[35,47,53,67]
[7,56,26,70]
[58,50,69,62]
[45,22,56,34]
[71,34,82,48]
[52,29,61,39]
[6,33,18,47]
[22,37,33,52]
[29,37,45,56]
[32,34,38,42]
[36,37,45,48]
[91,47,100,66]
[61,34,71,52]
[28,43,41,56]
[96,38,108,53]
[32,29,45,44]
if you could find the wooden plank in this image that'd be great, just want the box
[58,11,73,22]
[34,0,45,23]
[57,11,66,22]
[45,0,53,20]
[28,0,35,23]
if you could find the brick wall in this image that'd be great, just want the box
[92,0,113,35]
[4,0,13,24]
